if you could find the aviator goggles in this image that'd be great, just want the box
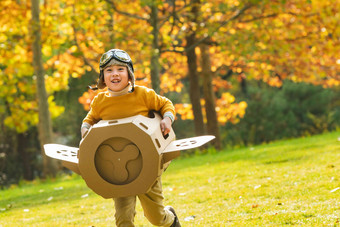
[99,49,134,72]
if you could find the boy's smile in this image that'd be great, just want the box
[103,65,130,92]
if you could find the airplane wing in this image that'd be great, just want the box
[43,144,79,164]
[163,135,215,153]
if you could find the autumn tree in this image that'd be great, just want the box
[0,1,64,178]
[184,0,205,136]
[76,0,252,144]
[210,0,340,89]
[167,0,339,148]
[31,0,59,177]
[104,0,177,93]
[199,43,221,149]
[2,0,339,182]
[161,0,253,146]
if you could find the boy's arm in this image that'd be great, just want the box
[143,87,176,118]
[81,96,100,137]
[81,112,97,138]
[142,87,175,135]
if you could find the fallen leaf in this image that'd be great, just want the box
[184,215,196,221]
[330,187,340,193]
[54,187,64,190]
[254,185,261,190]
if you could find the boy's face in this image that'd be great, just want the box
[103,65,130,92]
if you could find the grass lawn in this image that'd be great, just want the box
[1,131,340,226]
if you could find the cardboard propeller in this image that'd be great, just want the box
[44,113,215,198]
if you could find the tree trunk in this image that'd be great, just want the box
[107,4,115,46]
[17,133,33,180]
[199,44,221,150]
[241,76,248,95]
[31,0,58,177]
[150,4,160,93]
[185,0,205,136]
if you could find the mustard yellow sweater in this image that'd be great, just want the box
[83,85,175,126]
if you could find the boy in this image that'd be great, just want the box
[81,49,181,227]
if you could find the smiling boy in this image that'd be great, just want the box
[80,49,181,227]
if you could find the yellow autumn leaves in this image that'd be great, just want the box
[175,93,247,125]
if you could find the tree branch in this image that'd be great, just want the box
[239,13,278,23]
[185,3,254,52]
[104,0,149,21]
[239,11,317,24]
[160,48,185,54]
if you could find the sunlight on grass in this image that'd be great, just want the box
[1,132,340,226]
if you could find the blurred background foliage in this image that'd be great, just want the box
[0,0,339,187]
[223,80,340,147]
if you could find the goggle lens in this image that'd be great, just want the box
[114,50,131,62]
[99,49,132,68]
[100,51,114,67]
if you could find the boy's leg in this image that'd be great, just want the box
[138,177,176,227]
[113,196,137,227]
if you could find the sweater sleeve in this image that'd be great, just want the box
[82,96,101,126]
[143,87,176,118]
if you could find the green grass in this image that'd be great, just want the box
[1,131,340,226]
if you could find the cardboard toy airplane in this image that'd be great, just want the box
[44,112,215,198]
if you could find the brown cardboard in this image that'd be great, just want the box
[44,113,215,198]
[62,161,81,175]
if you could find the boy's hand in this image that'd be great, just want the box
[160,117,172,136]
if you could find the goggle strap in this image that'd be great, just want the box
[129,86,135,93]
[88,85,98,90]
